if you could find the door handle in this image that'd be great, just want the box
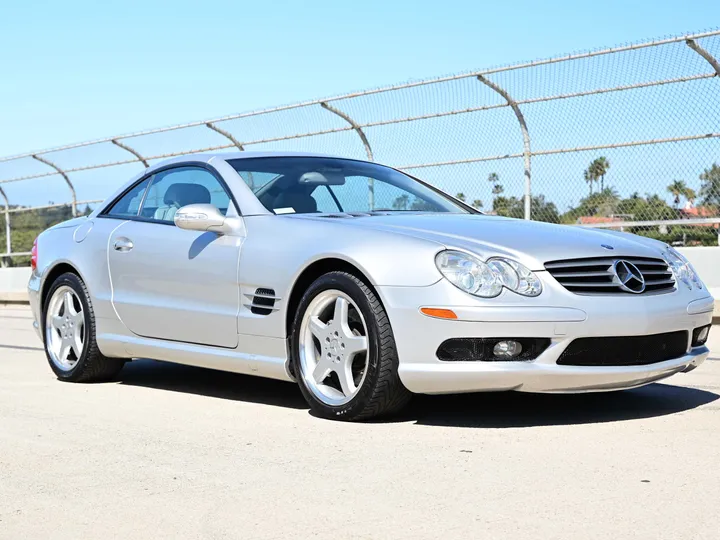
[113,237,134,252]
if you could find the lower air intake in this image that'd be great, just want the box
[556,331,688,366]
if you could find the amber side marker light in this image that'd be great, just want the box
[420,308,458,320]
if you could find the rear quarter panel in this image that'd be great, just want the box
[36,217,123,324]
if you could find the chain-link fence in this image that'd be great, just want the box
[1,29,719,265]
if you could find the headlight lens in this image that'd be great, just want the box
[664,247,703,290]
[435,251,502,297]
[435,250,542,298]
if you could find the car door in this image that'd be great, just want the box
[105,165,242,348]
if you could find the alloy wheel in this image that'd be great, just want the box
[45,286,86,371]
[299,289,370,406]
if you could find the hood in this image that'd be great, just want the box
[299,213,668,270]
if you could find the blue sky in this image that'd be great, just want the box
[1,0,719,210]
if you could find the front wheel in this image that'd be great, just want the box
[291,271,411,421]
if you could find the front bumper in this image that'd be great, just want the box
[378,277,714,395]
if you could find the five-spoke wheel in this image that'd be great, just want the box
[42,272,125,382]
[45,286,86,371]
[292,271,411,420]
[299,290,369,406]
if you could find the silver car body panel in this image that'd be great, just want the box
[28,152,713,392]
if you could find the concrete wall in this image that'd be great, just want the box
[1,247,718,306]
[0,267,32,302]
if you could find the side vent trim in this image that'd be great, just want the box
[244,288,280,315]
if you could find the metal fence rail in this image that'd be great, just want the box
[1,28,719,263]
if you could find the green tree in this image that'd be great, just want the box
[392,194,410,210]
[0,204,77,266]
[493,194,559,223]
[410,198,438,211]
[561,188,621,222]
[455,192,466,202]
[699,163,720,208]
[471,199,483,210]
[589,157,610,192]
[666,180,696,210]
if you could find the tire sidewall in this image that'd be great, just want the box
[292,272,386,419]
[42,272,93,380]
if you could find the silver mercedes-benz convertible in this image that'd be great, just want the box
[29,152,713,420]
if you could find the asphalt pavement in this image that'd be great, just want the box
[1,304,719,540]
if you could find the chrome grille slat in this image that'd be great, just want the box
[547,271,612,278]
[544,259,614,269]
[644,278,675,286]
[565,282,619,288]
[545,256,675,295]
[642,270,673,275]
[623,259,668,267]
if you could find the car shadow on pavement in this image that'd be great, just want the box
[115,360,718,426]
[403,383,719,428]
[117,359,307,410]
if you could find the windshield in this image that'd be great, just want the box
[227,156,471,215]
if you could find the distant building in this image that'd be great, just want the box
[576,216,624,225]
[679,206,719,229]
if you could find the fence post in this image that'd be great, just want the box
[477,75,532,220]
[31,155,78,217]
[205,123,255,189]
[0,187,9,266]
[320,102,375,209]
[685,39,720,76]
[112,139,149,167]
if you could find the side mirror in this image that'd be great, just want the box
[174,204,229,234]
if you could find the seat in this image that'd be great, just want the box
[154,183,212,222]
[272,188,318,214]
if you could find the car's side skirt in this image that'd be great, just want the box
[97,332,293,382]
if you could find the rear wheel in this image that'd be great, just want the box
[291,271,411,420]
[43,272,125,382]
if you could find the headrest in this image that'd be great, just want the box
[164,183,212,206]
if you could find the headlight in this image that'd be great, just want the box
[435,250,542,298]
[664,247,703,290]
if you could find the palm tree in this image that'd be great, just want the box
[589,157,610,191]
[456,192,466,202]
[686,187,697,207]
[667,180,687,209]
[392,194,410,210]
[584,168,595,196]
[667,180,697,209]
[472,199,483,210]
[488,173,503,196]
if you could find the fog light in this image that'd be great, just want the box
[692,325,711,347]
[493,340,523,358]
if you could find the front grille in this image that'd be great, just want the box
[545,256,675,295]
[557,331,688,366]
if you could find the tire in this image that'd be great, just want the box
[42,272,125,382]
[291,271,411,420]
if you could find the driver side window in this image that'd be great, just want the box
[140,167,232,223]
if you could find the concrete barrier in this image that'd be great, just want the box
[1,247,718,311]
[0,267,32,303]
